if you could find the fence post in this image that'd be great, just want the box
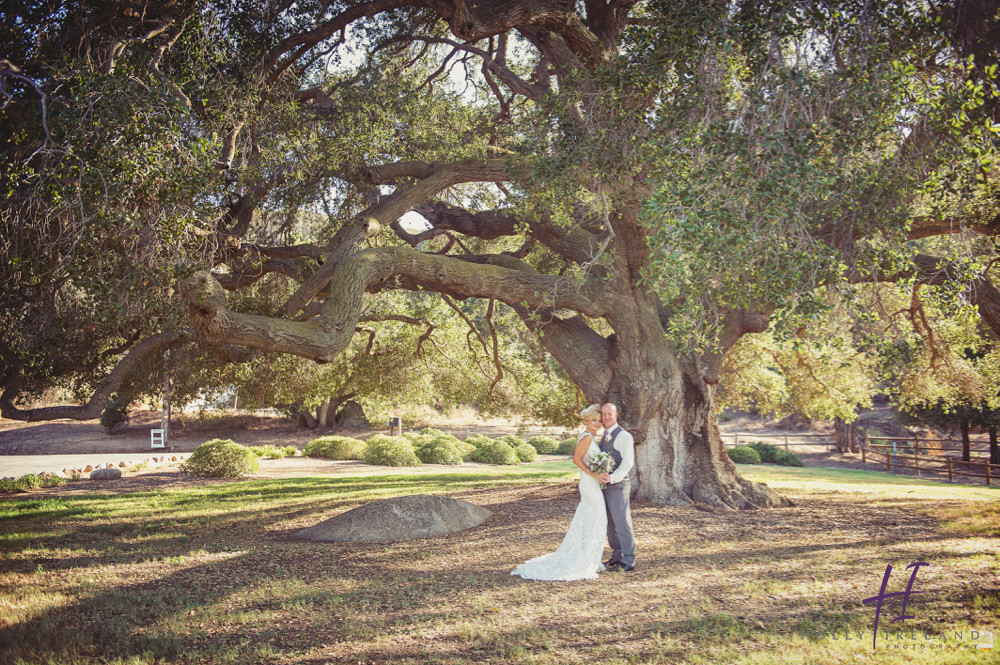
[947,457,953,483]
[734,433,739,446]
[887,445,893,473]
[986,459,992,487]
[784,434,789,451]
[862,444,866,464]
[914,447,920,477]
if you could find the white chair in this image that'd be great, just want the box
[150,428,166,449]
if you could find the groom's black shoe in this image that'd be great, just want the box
[608,562,636,572]
[603,558,621,567]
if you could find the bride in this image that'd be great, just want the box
[511,404,607,581]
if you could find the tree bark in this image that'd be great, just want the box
[989,425,998,465]
[834,416,860,453]
[603,350,792,509]
[298,410,318,429]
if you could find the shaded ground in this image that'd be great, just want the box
[2,468,997,664]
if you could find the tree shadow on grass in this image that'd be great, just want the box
[2,481,996,663]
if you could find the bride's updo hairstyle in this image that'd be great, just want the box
[579,404,602,421]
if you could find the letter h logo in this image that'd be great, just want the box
[862,561,929,649]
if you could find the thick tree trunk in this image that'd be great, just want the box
[298,410,318,429]
[317,400,331,427]
[834,416,860,453]
[613,366,791,509]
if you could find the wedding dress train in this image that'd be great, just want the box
[510,434,607,581]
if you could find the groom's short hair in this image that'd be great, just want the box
[602,403,618,415]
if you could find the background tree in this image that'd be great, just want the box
[3,1,1000,508]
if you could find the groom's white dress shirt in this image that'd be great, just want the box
[606,425,635,485]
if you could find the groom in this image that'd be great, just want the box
[597,403,636,572]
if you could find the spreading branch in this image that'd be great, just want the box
[1,329,196,422]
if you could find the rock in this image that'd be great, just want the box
[334,400,369,428]
[295,494,491,543]
[118,462,127,467]
[84,465,93,472]
[90,467,122,480]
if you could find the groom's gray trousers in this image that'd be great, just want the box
[603,477,635,566]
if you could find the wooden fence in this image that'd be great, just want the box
[864,436,998,486]
[723,432,837,450]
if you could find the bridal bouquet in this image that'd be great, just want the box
[588,451,616,489]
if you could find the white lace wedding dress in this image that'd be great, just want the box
[510,432,607,581]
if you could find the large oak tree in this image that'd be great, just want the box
[3,1,1000,508]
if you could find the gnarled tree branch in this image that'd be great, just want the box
[1,329,196,422]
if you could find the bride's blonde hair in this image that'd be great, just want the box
[579,403,601,421]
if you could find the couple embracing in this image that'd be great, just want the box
[511,403,636,581]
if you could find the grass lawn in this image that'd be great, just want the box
[1,462,997,664]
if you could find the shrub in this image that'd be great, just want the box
[415,438,470,465]
[248,444,285,459]
[183,439,259,477]
[282,445,298,457]
[556,437,579,455]
[726,445,761,465]
[773,449,804,467]
[746,441,781,464]
[498,433,526,448]
[407,430,475,465]
[100,394,131,434]
[304,436,365,460]
[514,442,538,463]
[470,439,521,465]
[363,434,421,466]
[0,474,65,494]
[527,435,559,454]
[464,434,494,449]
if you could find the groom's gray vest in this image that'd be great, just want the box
[599,426,624,476]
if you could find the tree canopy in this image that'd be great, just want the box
[3,0,999,507]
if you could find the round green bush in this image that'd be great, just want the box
[406,430,471,465]
[184,439,259,477]
[773,449,804,467]
[527,435,559,454]
[363,434,421,467]
[726,445,761,465]
[514,442,538,463]
[414,436,473,465]
[498,433,526,448]
[746,441,781,464]
[305,436,365,460]
[464,434,494,449]
[556,437,579,455]
[470,439,521,465]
